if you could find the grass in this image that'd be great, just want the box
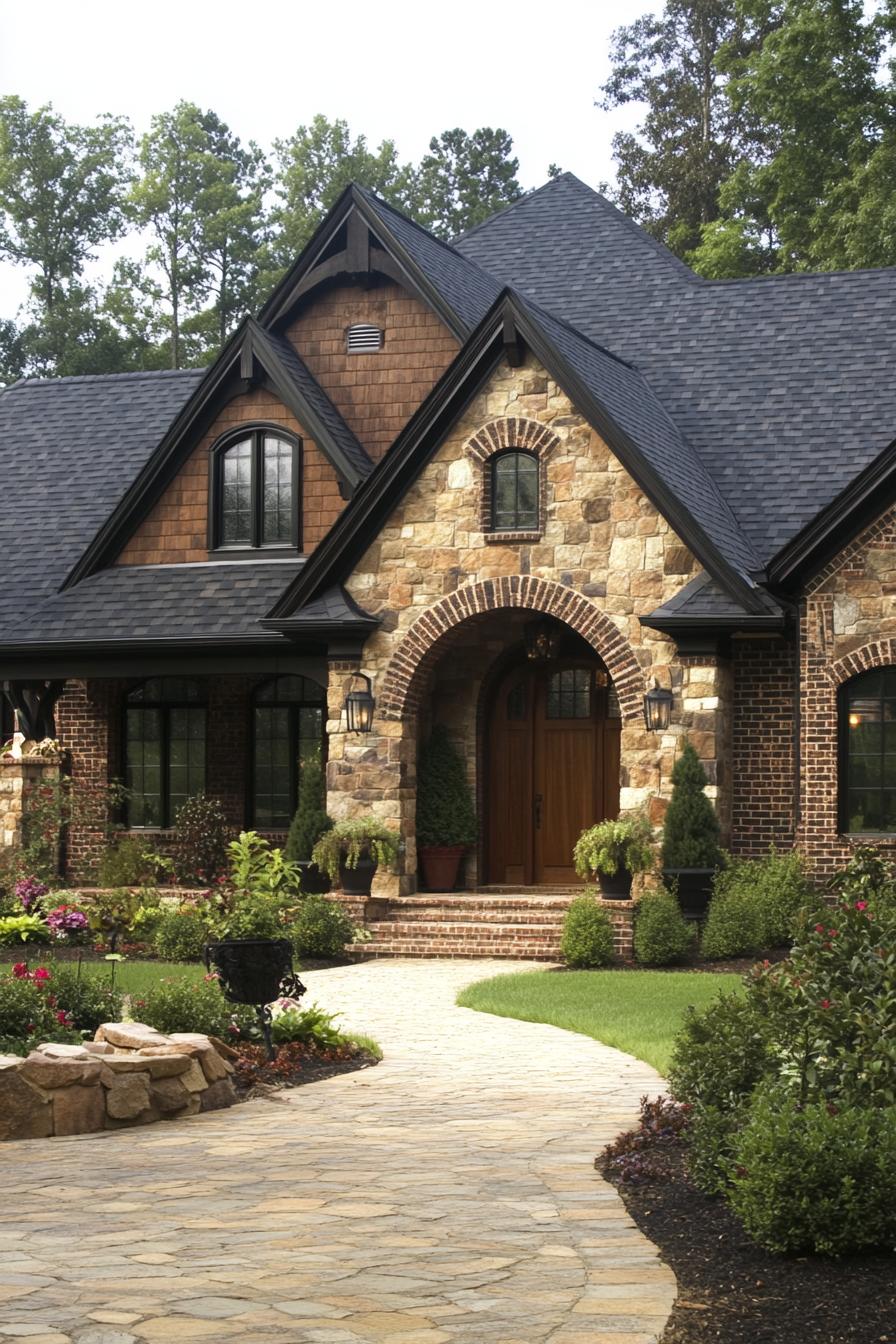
[457,968,743,1075]
[39,956,207,997]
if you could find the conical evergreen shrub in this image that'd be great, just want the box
[416,724,477,848]
[661,739,722,869]
[285,759,333,862]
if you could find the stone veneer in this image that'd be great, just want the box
[0,1022,238,1142]
[324,353,733,895]
[0,753,62,855]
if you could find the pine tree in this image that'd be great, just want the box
[416,725,477,848]
[285,760,332,862]
[661,739,722,868]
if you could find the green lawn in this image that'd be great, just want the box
[457,968,743,1075]
[41,957,206,997]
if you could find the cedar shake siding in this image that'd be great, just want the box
[116,387,345,565]
[285,280,459,462]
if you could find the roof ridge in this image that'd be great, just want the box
[3,368,206,392]
[451,173,586,245]
[356,185,503,281]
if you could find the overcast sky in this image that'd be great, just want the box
[0,0,646,318]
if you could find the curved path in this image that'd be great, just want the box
[0,960,676,1344]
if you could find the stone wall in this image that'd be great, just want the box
[325,353,733,894]
[0,1023,238,1142]
[0,754,62,857]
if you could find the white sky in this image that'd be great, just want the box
[0,0,646,319]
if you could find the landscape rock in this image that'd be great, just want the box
[0,1054,23,1069]
[207,1034,241,1063]
[83,1041,115,1055]
[180,1060,209,1093]
[0,1068,52,1140]
[102,1053,190,1078]
[105,1072,152,1120]
[52,1082,107,1135]
[96,1023,171,1050]
[199,1078,238,1112]
[36,1042,91,1059]
[149,1077,191,1114]
[20,1052,104,1090]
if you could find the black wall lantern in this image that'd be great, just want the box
[345,673,375,734]
[643,680,674,732]
[525,619,561,663]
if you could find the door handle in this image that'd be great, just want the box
[534,793,543,829]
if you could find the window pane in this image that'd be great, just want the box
[844,669,896,832]
[492,452,538,531]
[253,707,292,829]
[221,439,252,544]
[168,708,205,822]
[126,708,162,828]
[516,456,539,528]
[546,669,592,720]
[262,436,294,545]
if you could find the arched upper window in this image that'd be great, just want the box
[125,678,206,828]
[252,675,327,828]
[213,428,300,551]
[490,450,539,533]
[840,667,896,833]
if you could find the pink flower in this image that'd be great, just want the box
[31,968,50,982]
[820,999,832,1009]
[856,901,869,911]
[814,923,826,934]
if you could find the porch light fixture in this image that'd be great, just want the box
[643,680,674,733]
[524,619,560,664]
[345,673,375,734]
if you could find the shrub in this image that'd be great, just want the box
[82,887,140,952]
[284,760,333,862]
[292,895,356,959]
[831,844,896,905]
[211,892,287,941]
[152,904,210,961]
[601,1095,691,1184]
[312,820,400,883]
[633,888,693,965]
[416,725,477,848]
[660,740,722,870]
[700,886,766,960]
[712,848,819,949]
[0,914,50,945]
[574,816,654,880]
[134,975,255,1040]
[45,964,123,1034]
[271,1001,345,1049]
[45,903,90,943]
[728,1090,896,1254]
[560,893,615,968]
[669,990,772,1114]
[227,831,302,903]
[0,965,81,1054]
[98,837,169,889]
[172,795,230,886]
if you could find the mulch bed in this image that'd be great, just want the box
[232,1039,379,1098]
[604,1137,896,1344]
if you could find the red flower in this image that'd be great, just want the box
[55,1010,69,1025]
[31,968,50,982]
[855,900,869,912]
[820,999,832,1009]
[12,963,28,979]
[814,923,826,934]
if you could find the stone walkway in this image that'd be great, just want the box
[0,959,676,1344]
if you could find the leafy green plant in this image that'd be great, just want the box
[0,914,50,945]
[312,819,400,883]
[574,817,654,879]
[152,904,210,961]
[0,965,80,1054]
[284,760,333,862]
[270,1001,345,1049]
[831,844,896,905]
[82,887,140,952]
[559,893,615,968]
[133,975,256,1039]
[660,740,722,870]
[292,895,356,959]
[211,892,287,941]
[44,963,123,1034]
[416,724,477,848]
[98,837,171,889]
[227,831,302,902]
[700,886,766,960]
[19,776,125,883]
[712,847,820,948]
[633,888,693,965]
[728,1090,896,1255]
[172,794,231,886]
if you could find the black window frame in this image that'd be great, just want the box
[210,424,302,553]
[1,693,13,743]
[838,667,896,835]
[490,448,540,533]
[123,678,208,830]
[250,675,327,829]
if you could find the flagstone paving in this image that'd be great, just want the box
[0,958,676,1343]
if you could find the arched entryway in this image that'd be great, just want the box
[485,648,620,885]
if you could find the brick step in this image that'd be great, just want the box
[352,945,560,961]
[350,918,564,962]
[374,906,571,927]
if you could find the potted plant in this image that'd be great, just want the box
[573,816,654,899]
[661,739,723,918]
[312,819,400,897]
[284,760,333,894]
[416,724,477,891]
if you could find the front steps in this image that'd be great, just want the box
[340,890,634,962]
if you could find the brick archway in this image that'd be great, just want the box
[464,417,562,465]
[378,576,646,722]
[827,639,896,687]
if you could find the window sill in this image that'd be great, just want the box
[208,546,302,561]
[840,832,896,841]
[485,531,542,545]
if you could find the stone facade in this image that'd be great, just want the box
[0,755,61,859]
[324,353,734,894]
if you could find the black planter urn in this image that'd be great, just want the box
[338,854,379,896]
[663,868,715,920]
[597,864,634,901]
[297,860,331,895]
[204,937,305,1058]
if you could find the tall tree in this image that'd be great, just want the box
[598,0,765,255]
[413,128,523,239]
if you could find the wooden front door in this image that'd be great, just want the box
[486,660,620,885]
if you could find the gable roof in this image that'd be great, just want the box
[640,571,786,635]
[64,318,370,589]
[267,290,769,623]
[455,173,896,570]
[0,368,203,641]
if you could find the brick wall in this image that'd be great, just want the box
[730,637,796,856]
[285,280,459,462]
[116,388,344,565]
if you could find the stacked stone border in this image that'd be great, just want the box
[377,575,646,722]
[464,417,561,539]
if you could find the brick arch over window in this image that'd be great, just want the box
[377,576,646,722]
[826,639,896,687]
[466,418,562,538]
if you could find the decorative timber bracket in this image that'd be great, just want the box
[292,212,406,302]
[3,680,66,742]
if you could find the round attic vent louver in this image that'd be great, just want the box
[346,323,384,353]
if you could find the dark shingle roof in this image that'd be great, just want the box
[642,571,785,626]
[456,173,896,565]
[10,561,302,647]
[0,369,203,638]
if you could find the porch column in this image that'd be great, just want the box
[0,752,63,868]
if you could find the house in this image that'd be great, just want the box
[1,174,895,951]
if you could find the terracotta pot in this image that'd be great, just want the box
[597,864,633,900]
[418,844,466,892]
[338,854,378,896]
